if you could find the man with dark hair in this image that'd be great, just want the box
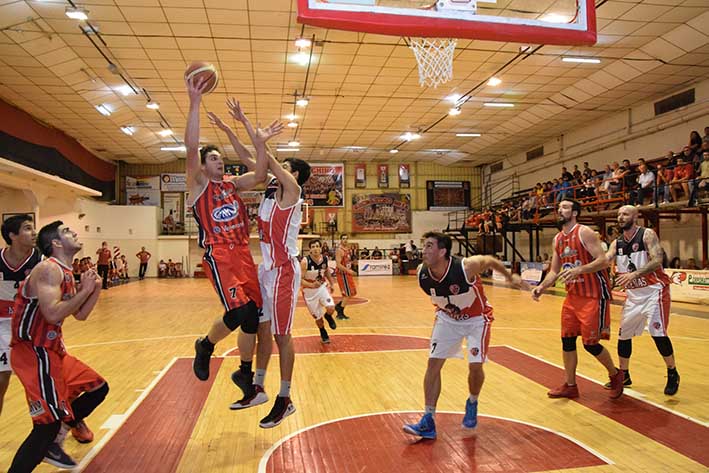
[403,231,529,440]
[335,234,356,320]
[532,200,624,400]
[8,221,108,472]
[0,214,41,417]
[300,239,337,344]
[185,76,282,388]
[136,247,151,280]
[95,241,111,289]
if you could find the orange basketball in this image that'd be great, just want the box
[184,61,218,94]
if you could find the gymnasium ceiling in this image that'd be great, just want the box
[0,0,708,166]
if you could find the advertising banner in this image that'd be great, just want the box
[378,164,389,188]
[520,262,544,286]
[160,173,187,192]
[359,259,393,276]
[351,193,411,233]
[355,163,366,188]
[302,163,344,207]
[667,269,709,304]
[126,176,160,206]
[399,164,410,188]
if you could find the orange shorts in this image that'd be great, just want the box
[11,343,105,424]
[203,244,262,311]
[561,294,611,345]
[336,271,357,297]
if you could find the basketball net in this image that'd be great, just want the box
[408,37,457,88]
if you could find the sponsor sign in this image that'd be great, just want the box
[520,262,544,286]
[359,259,393,276]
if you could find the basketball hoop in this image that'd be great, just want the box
[408,37,457,88]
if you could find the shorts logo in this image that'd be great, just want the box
[653,322,661,330]
[212,203,239,222]
[449,284,460,295]
[47,330,58,341]
[470,347,479,356]
[29,400,45,417]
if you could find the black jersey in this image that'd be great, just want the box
[0,248,42,318]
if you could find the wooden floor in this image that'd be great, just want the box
[1,276,707,472]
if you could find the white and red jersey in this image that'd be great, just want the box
[191,180,251,249]
[615,226,670,291]
[11,258,75,355]
[554,224,611,299]
[258,178,302,271]
[418,256,493,323]
[0,248,41,319]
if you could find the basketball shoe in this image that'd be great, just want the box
[71,419,94,443]
[230,385,269,410]
[608,369,625,399]
[324,313,337,330]
[547,383,580,399]
[403,413,436,439]
[193,337,214,381]
[259,396,296,429]
[44,424,77,469]
[664,369,680,396]
[462,399,478,429]
[604,369,632,389]
[231,369,253,397]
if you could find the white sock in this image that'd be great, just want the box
[279,380,291,398]
[424,405,436,416]
[469,394,478,403]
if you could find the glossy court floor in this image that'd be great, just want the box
[1,276,707,473]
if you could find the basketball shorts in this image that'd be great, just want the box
[259,258,301,335]
[619,284,671,340]
[302,285,335,319]
[429,313,492,363]
[0,318,11,373]
[11,343,105,425]
[561,294,611,345]
[202,244,262,312]
[336,271,357,297]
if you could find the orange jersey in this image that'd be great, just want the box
[337,246,353,273]
[191,180,251,248]
[554,224,611,299]
[11,258,75,355]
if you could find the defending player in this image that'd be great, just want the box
[301,239,338,344]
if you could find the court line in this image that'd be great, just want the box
[76,357,178,472]
[66,334,203,349]
[498,345,709,428]
[256,410,612,473]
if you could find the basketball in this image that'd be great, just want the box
[184,61,218,94]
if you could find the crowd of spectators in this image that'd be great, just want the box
[158,258,185,278]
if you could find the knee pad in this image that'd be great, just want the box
[652,336,674,357]
[241,303,260,334]
[93,382,109,402]
[562,337,577,352]
[223,300,259,333]
[583,343,603,356]
[617,339,632,358]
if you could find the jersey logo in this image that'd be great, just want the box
[632,243,640,252]
[47,330,58,340]
[449,284,460,295]
[470,347,479,356]
[212,203,239,222]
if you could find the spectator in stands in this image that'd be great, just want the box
[561,167,574,182]
[637,157,654,171]
[669,257,681,269]
[557,176,572,202]
[656,163,673,204]
[174,262,184,277]
[670,155,694,202]
[572,165,582,181]
[703,126,708,144]
[371,247,383,259]
[601,163,613,196]
[360,247,370,259]
[686,258,699,270]
[72,258,81,282]
[522,191,535,219]
[158,259,168,277]
[120,255,129,279]
[535,183,546,207]
[634,163,655,205]
[695,150,709,194]
[167,259,175,277]
[689,130,702,154]
[582,162,592,179]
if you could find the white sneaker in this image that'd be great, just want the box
[230,385,269,410]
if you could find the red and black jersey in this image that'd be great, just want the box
[191,180,251,248]
[554,224,611,299]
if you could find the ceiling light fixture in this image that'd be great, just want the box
[276,148,299,152]
[389,149,399,154]
[400,132,421,141]
[487,77,502,86]
[445,93,461,104]
[541,13,573,23]
[161,146,186,152]
[95,104,112,116]
[292,52,310,66]
[288,141,300,147]
[456,133,481,137]
[146,102,160,110]
[296,98,309,107]
[294,37,312,48]
[448,107,461,116]
[285,114,297,121]
[158,129,173,137]
[116,85,133,96]
[120,126,135,136]
[65,7,88,20]
[562,57,601,64]
[483,102,514,108]
[287,121,298,128]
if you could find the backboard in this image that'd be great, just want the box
[297,0,596,46]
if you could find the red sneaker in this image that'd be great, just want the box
[608,369,625,399]
[547,383,579,399]
[71,420,94,444]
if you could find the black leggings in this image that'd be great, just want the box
[8,422,61,473]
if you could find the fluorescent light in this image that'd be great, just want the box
[287,121,298,128]
[161,146,186,152]
[456,133,481,137]
[276,148,299,152]
[116,85,133,96]
[288,141,300,147]
[120,126,135,136]
[562,57,601,64]
[483,102,514,108]
[146,102,159,110]
[291,52,310,66]
[400,132,421,141]
[296,98,309,107]
[158,129,173,137]
[389,149,399,154]
[65,7,88,20]
[445,93,462,104]
[95,104,112,116]
[487,77,502,86]
[541,13,573,23]
[295,38,312,48]
[448,107,461,116]
[285,114,297,120]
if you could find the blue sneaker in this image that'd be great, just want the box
[462,399,478,429]
[403,413,437,439]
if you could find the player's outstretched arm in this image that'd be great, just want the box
[464,255,530,290]
[185,76,210,189]
[533,250,561,301]
[207,106,256,170]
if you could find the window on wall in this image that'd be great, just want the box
[526,146,544,161]
[490,162,503,173]
[654,89,695,116]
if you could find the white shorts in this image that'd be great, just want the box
[619,284,671,340]
[429,314,492,363]
[0,318,11,373]
[303,285,335,319]
[258,259,301,335]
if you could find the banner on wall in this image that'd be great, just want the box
[667,269,709,304]
[302,163,344,207]
[377,164,389,188]
[240,191,264,233]
[351,193,411,233]
[160,173,186,192]
[355,163,366,188]
[126,176,160,206]
[520,262,544,286]
[399,164,410,188]
[359,259,393,276]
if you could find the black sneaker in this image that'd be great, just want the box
[43,442,77,469]
[231,369,254,397]
[320,329,331,344]
[604,370,632,389]
[664,370,680,395]
[193,337,214,381]
[259,396,296,429]
[324,313,337,330]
